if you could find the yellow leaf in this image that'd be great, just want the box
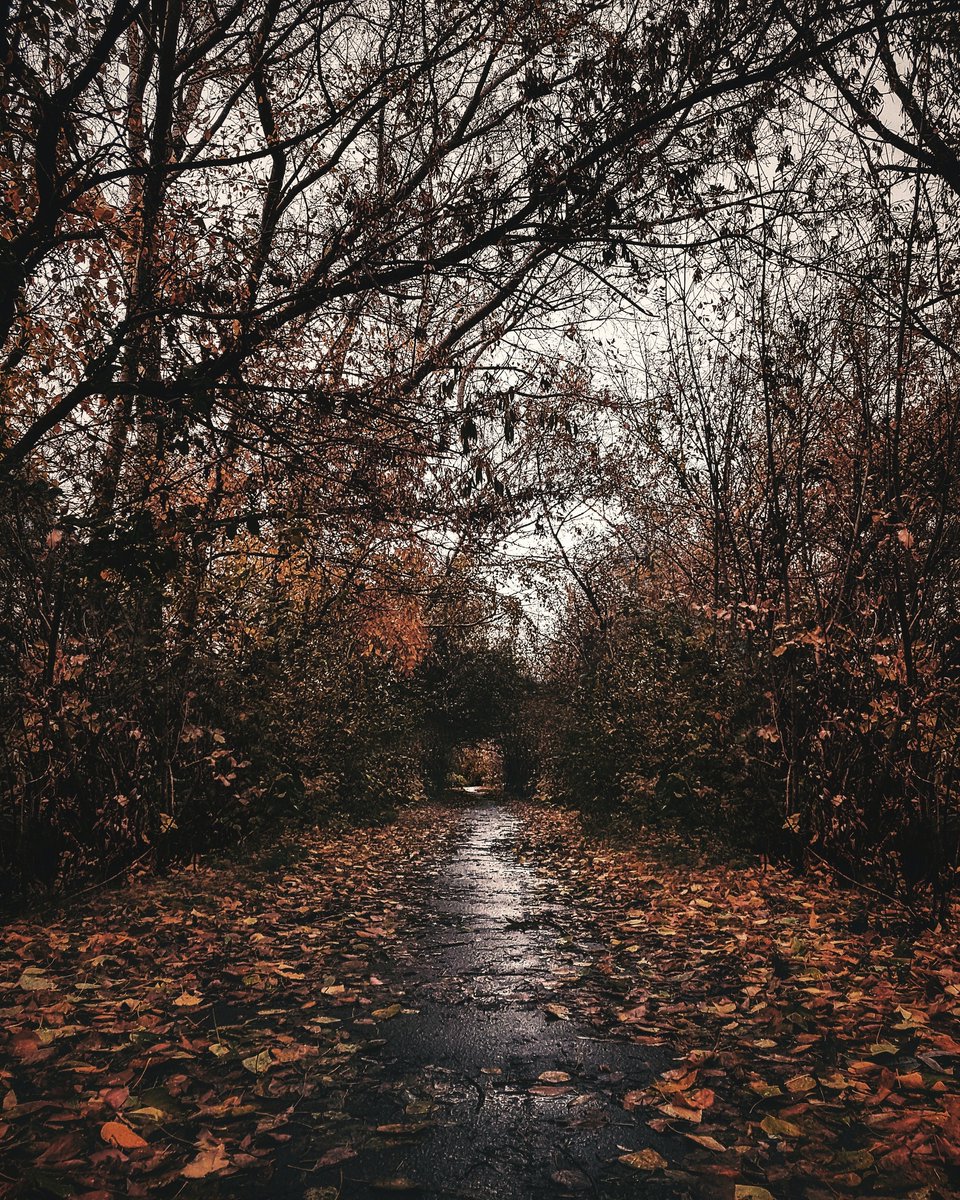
[735,1188,775,1200]
[372,1004,402,1020]
[129,1106,170,1121]
[37,1025,78,1044]
[618,1149,668,1170]
[819,1072,850,1090]
[18,970,53,991]
[658,1102,702,1123]
[868,1041,898,1056]
[760,1115,801,1138]
[685,1133,727,1152]
[242,1050,271,1074]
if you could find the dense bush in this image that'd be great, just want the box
[0,478,432,905]
[540,568,960,919]
[539,598,784,852]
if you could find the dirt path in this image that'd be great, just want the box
[1,800,958,1200]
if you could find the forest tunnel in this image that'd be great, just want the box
[417,639,539,800]
[446,741,505,791]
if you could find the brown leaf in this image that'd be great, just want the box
[550,1168,591,1189]
[529,1084,572,1097]
[317,1145,357,1167]
[181,1142,230,1178]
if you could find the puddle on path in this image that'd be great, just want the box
[323,803,679,1199]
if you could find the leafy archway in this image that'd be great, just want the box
[413,639,537,799]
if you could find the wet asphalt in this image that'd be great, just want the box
[323,800,683,1199]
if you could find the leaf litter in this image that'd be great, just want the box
[513,803,960,1198]
[0,800,957,1199]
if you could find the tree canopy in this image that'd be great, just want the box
[2,0,960,917]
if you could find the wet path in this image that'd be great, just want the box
[328,802,673,1198]
[5,799,958,1200]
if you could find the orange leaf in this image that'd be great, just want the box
[100,1121,147,1150]
[173,992,203,1007]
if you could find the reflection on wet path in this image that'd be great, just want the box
[332,803,674,1199]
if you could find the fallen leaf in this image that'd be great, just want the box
[618,1149,668,1170]
[173,991,203,1007]
[317,1145,357,1167]
[529,1084,572,1096]
[685,1133,727,1152]
[100,1121,147,1150]
[543,1003,570,1020]
[659,1102,702,1123]
[550,1168,591,1189]
[868,1041,899,1057]
[786,1074,816,1094]
[18,969,53,991]
[760,1115,801,1139]
[242,1050,272,1075]
[181,1142,230,1178]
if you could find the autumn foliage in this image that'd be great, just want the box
[2,0,960,919]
